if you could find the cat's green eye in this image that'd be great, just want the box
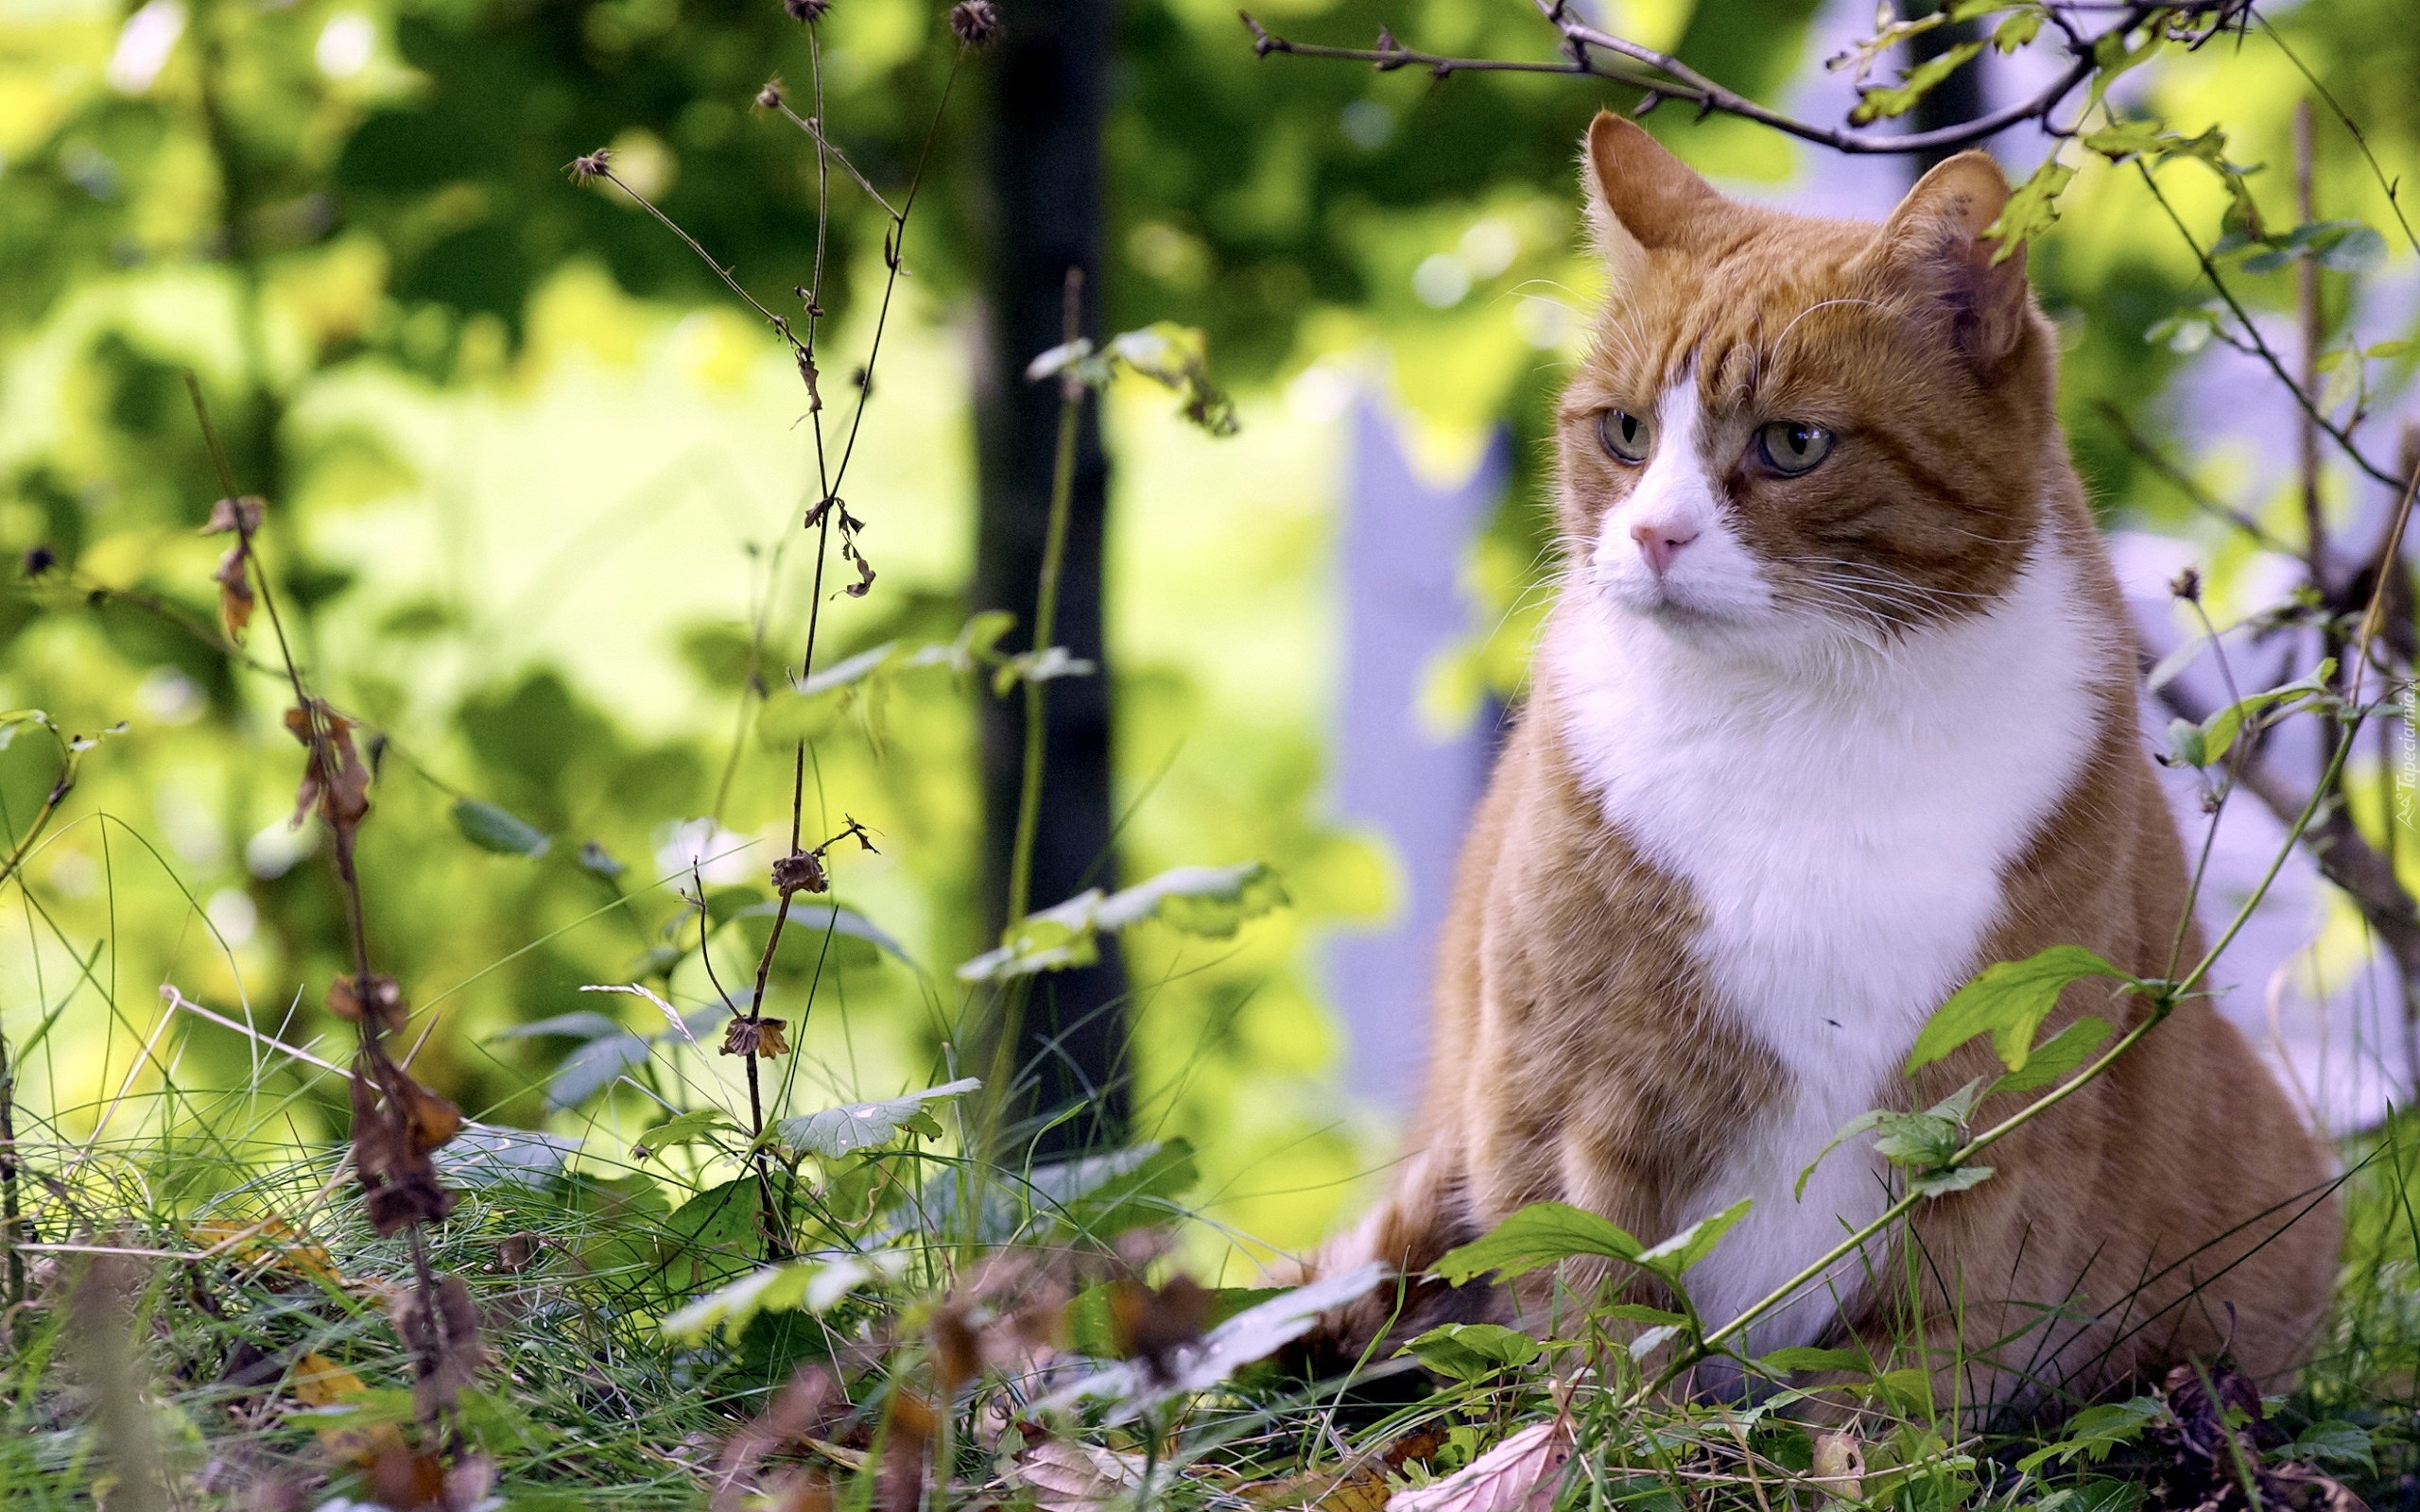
[1757,421,1835,476]
[1599,409,1653,465]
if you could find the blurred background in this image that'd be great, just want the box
[2,0,2417,1270]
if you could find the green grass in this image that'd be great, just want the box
[6,1049,2416,1512]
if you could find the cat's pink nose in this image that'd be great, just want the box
[1631,520,1699,576]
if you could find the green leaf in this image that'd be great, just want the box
[631,1108,738,1159]
[956,863,1288,982]
[1097,861,1289,936]
[1907,945,2127,1074]
[1638,1198,1752,1276]
[771,1077,980,1159]
[543,1031,652,1109]
[493,1010,629,1041]
[1849,40,1982,124]
[1986,156,2076,261]
[2164,716,2208,769]
[662,1177,764,1291]
[738,899,916,965]
[2367,338,2418,361]
[1759,1346,1872,1376]
[578,840,626,879]
[1399,1322,1542,1383]
[1992,9,2042,51]
[1432,1201,1643,1286]
[453,798,551,856]
[2172,661,2337,768]
[1909,1164,1996,1198]
[1044,1140,1200,1238]
[2242,219,2387,275]
[1869,1110,1963,1170]
[2014,1397,2167,1472]
[2082,122,2229,174]
[660,1250,911,1342]
[2287,1420,2375,1473]
[1592,1303,1689,1327]
[1629,1324,1683,1361]
[1991,1016,2111,1094]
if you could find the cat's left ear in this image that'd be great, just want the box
[1870,151,2032,377]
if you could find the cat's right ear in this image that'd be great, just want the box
[1582,111,1722,270]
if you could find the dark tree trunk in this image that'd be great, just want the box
[970,0,1127,1153]
[1908,1,1985,176]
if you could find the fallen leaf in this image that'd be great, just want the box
[877,1392,935,1512]
[1386,1419,1573,1512]
[710,1366,843,1512]
[289,1353,405,1468]
[1812,1431,1864,1503]
[366,1442,449,1510]
[1017,1439,1149,1512]
[2145,1358,2366,1512]
[188,1218,343,1287]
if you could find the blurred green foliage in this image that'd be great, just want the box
[3,0,2419,1270]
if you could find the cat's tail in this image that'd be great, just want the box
[1279,1149,1503,1381]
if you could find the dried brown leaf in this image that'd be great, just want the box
[1017,1439,1149,1512]
[721,1016,790,1057]
[366,1442,450,1510]
[201,495,266,535]
[213,546,254,639]
[1812,1431,1864,1503]
[1107,1274,1214,1381]
[350,1069,458,1236]
[188,1218,345,1287]
[1386,1419,1573,1512]
[493,1232,539,1274]
[709,1367,845,1512]
[876,1392,936,1512]
[399,1077,463,1154]
[931,1301,981,1399]
[327,974,407,1034]
[1245,1429,1446,1512]
[772,850,829,895]
[388,1271,485,1424]
[285,701,372,833]
[290,1353,406,1468]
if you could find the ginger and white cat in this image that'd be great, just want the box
[1322,113,2339,1413]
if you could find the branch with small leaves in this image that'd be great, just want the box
[1242,1,2242,158]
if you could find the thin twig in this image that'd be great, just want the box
[1242,1,2213,158]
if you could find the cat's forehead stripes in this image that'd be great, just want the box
[1560,158,2059,636]
[1589,242,1898,412]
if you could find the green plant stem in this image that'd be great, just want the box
[1005,368,1084,930]
[0,1025,22,1339]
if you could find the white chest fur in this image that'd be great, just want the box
[1547,541,2107,1353]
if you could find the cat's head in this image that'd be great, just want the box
[1556,112,2060,654]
